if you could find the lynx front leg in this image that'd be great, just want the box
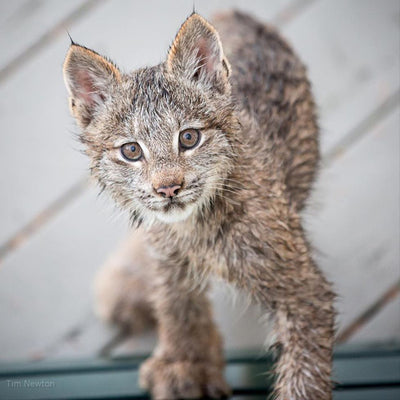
[139,261,230,400]
[269,278,335,400]
[238,210,335,400]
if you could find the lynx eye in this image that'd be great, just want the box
[179,129,200,150]
[120,142,143,161]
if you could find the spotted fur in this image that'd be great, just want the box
[64,11,335,400]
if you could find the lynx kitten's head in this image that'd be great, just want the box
[63,14,238,225]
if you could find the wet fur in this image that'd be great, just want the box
[64,11,335,400]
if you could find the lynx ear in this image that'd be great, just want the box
[63,44,121,127]
[167,13,230,92]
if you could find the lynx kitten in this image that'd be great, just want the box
[63,11,335,400]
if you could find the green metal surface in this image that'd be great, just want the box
[0,344,399,399]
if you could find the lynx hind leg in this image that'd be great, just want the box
[94,228,156,333]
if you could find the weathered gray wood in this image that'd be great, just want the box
[306,107,400,332]
[0,32,87,245]
[0,0,84,72]
[0,186,128,360]
[320,63,399,157]
[348,294,400,343]
[43,314,119,360]
[283,0,400,129]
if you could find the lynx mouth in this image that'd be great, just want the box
[149,190,199,210]
[162,199,186,212]
[145,189,200,223]
[154,202,196,223]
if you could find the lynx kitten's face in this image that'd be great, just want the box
[64,15,237,225]
[94,69,234,224]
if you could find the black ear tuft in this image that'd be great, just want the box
[67,31,76,46]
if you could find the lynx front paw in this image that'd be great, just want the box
[139,356,231,399]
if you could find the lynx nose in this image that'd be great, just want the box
[155,184,182,198]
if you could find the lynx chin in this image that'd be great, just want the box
[63,10,336,400]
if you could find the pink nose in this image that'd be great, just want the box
[155,184,181,198]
